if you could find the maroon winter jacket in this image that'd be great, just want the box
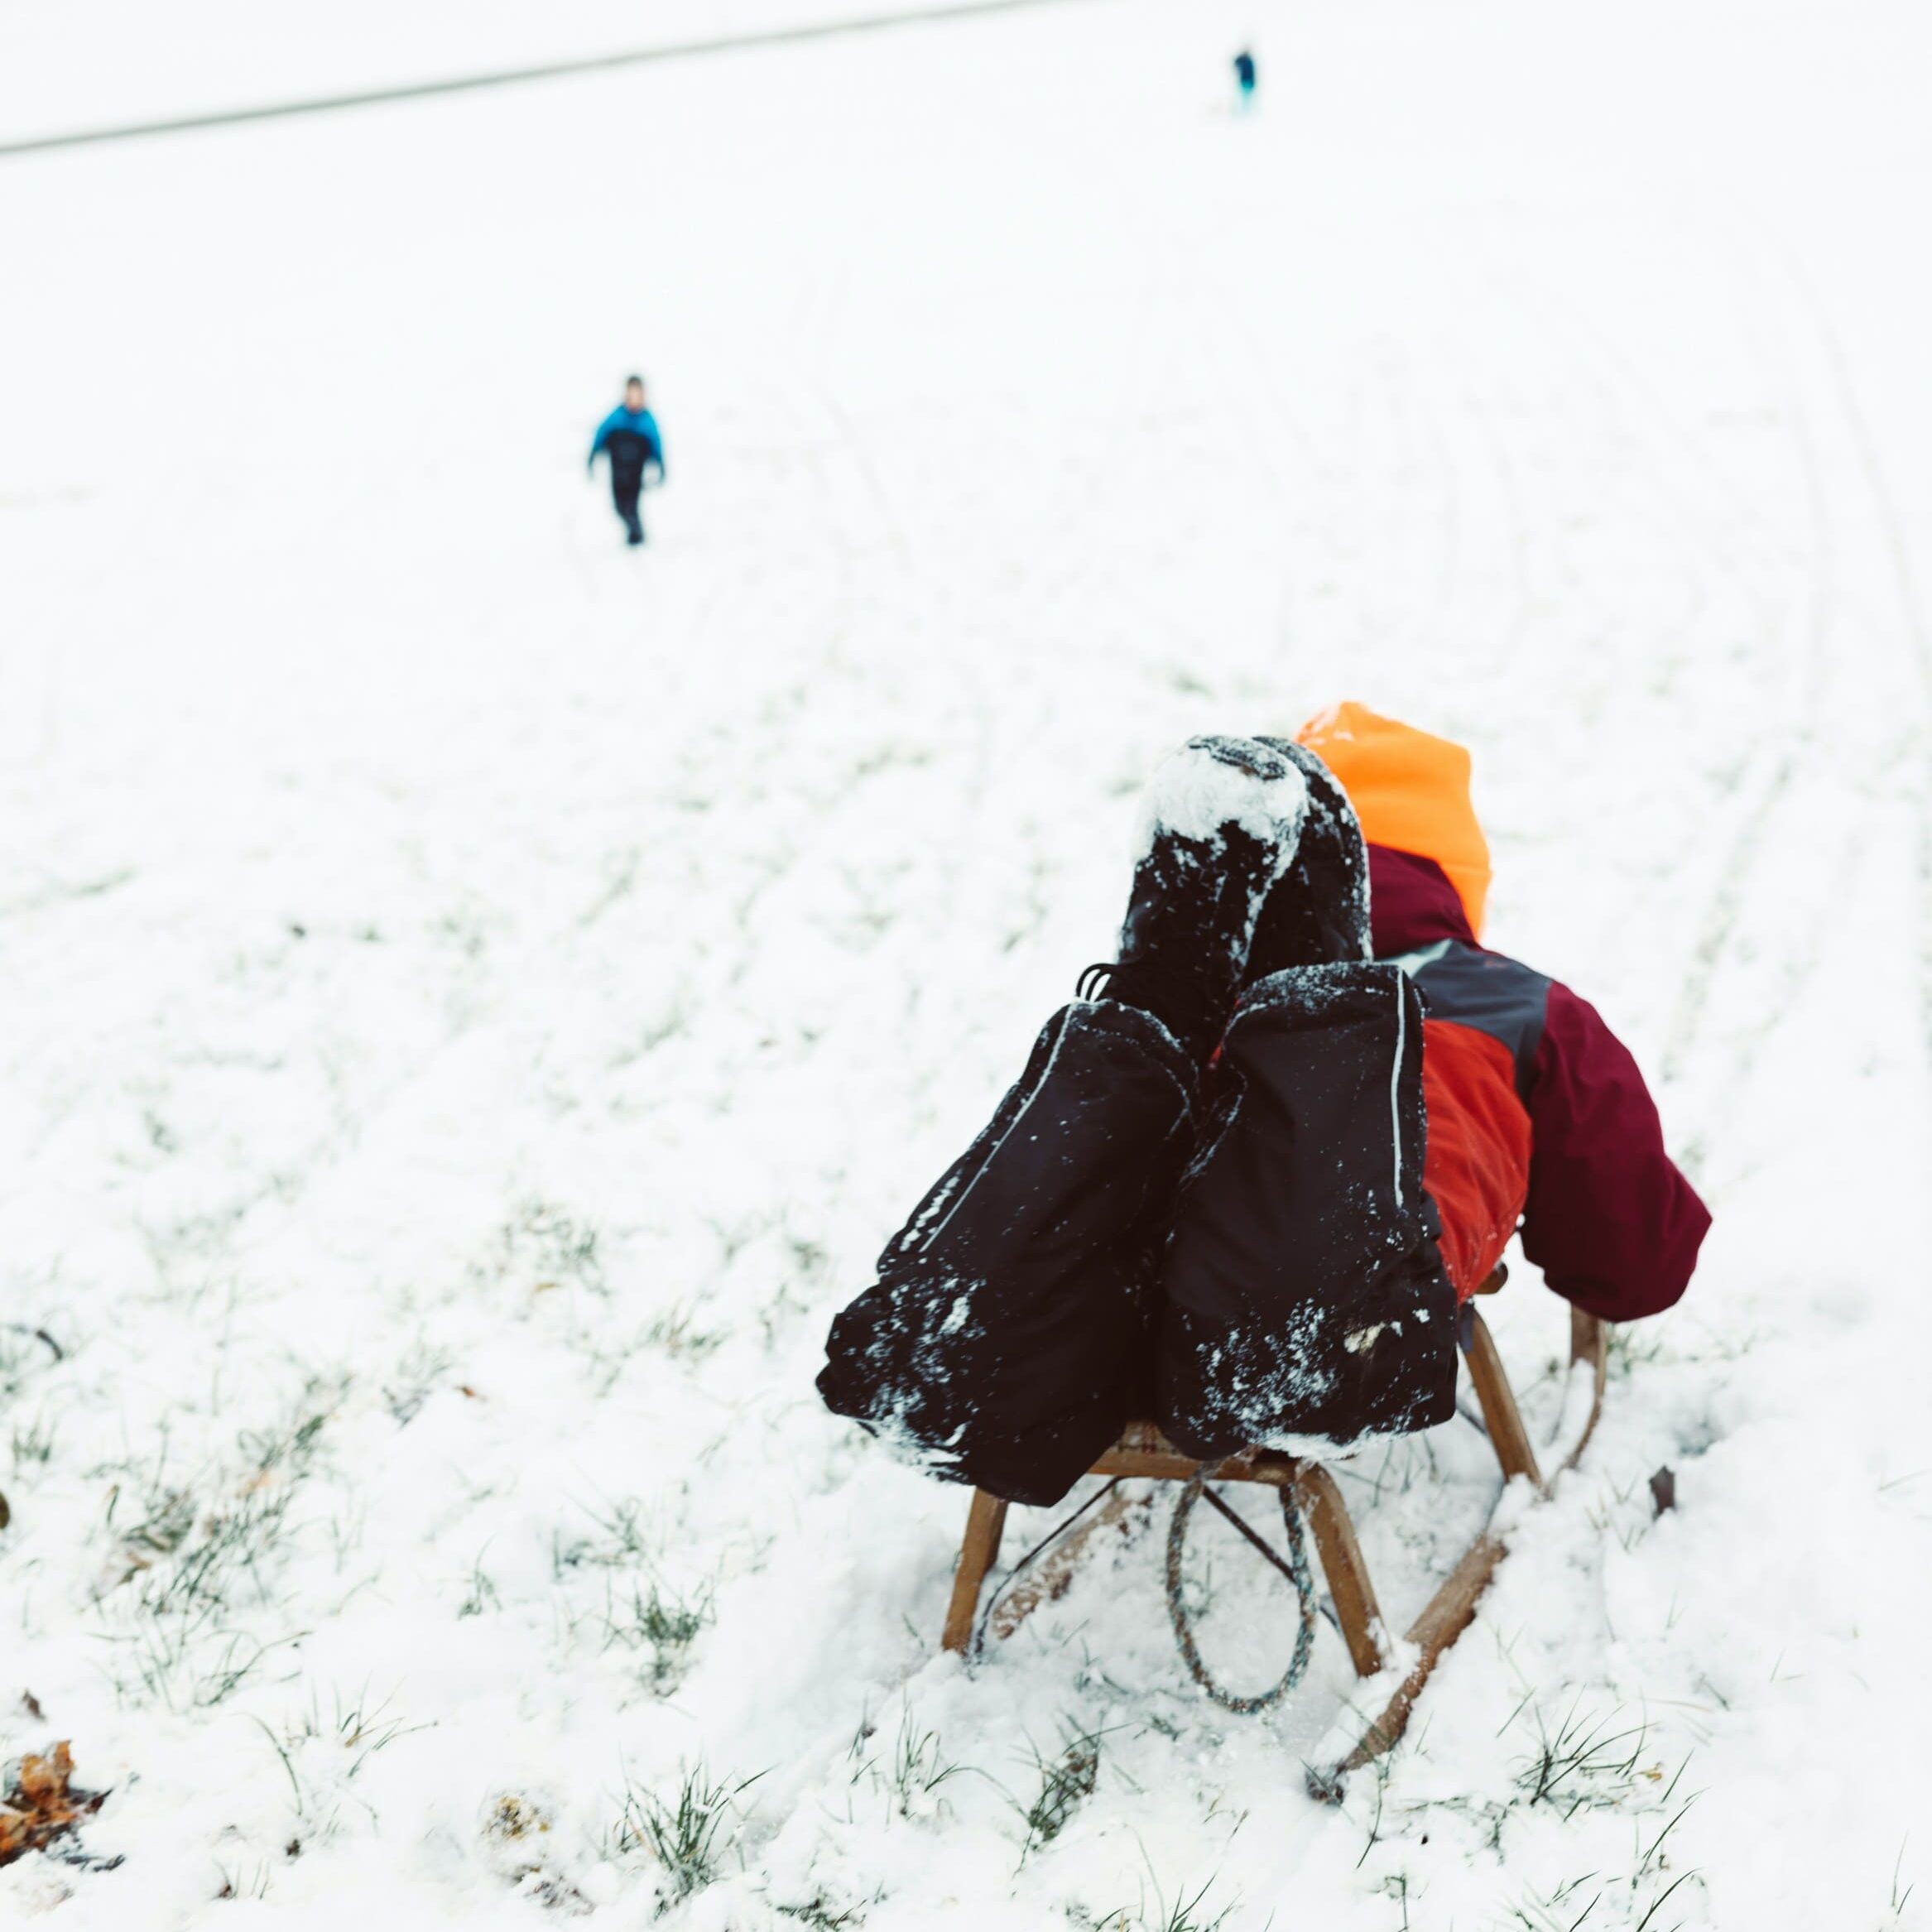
[1371,844,1709,1322]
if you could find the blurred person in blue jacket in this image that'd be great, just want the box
[589,376,666,546]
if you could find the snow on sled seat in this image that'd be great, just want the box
[938,1268,1608,1785]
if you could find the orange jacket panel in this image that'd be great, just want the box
[1420,1016,1532,1298]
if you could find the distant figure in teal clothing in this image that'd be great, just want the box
[1233,48,1257,113]
[589,376,666,547]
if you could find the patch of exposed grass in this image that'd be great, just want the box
[609,1763,761,1913]
[382,1344,454,1426]
[93,1391,337,1710]
[1021,1723,1103,1853]
[552,1494,661,1578]
[1093,1874,1234,1932]
[602,1579,714,1692]
[12,1414,56,1469]
[777,1901,864,1930]
[487,1200,607,1298]
[642,1302,725,1360]
[883,1709,964,1821]
[458,1549,500,1619]
[1512,1699,1654,1817]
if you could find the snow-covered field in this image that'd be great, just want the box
[4,0,1930,1923]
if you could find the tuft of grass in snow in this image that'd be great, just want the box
[1338,1430,1442,1508]
[1151,1883,1234,1932]
[552,1493,663,1577]
[214,1856,275,1901]
[844,1700,971,1822]
[253,1687,435,1840]
[0,1331,32,1406]
[485,1199,607,1299]
[1512,1699,1655,1817]
[1604,1322,1670,1378]
[0,1323,64,1405]
[1021,1721,1104,1853]
[240,1406,331,1480]
[92,1393,336,1710]
[1505,1870,1604,1931]
[135,1453,305,1621]
[12,1414,57,1469]
[382,1343,454,1425]
[1379,1872,1414,1931]
[1889,1838,1915,1920]
[601,1579,714,1692]
[884,1714,963,1820]
[1484,1699,1705,1930]
[459,1548,500,1619]
[776,1901,863,1930]
[608,1763,762,1912]
[642,1301,725,1360]
[1093,1872,1235,1932]
[433,902,497,961]
[110,1477,195,1564]
[1587,1473,1664,1554]
[289,1684,434,1776]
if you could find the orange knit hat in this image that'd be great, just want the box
[1296,701,1492,938]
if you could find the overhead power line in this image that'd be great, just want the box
[0,0,1097,161]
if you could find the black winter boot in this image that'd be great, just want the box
[1244,737,1372,975]
[1157,960,1457,1457]
[819,999,1199,1506]
[1089,736,1310,1061]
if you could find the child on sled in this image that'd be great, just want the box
[819,705,1709,1507]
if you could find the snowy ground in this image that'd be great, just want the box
[4,0,1931,1925]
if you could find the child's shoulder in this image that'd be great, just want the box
[1398,938,1554,1089]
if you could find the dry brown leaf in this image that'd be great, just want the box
[0,1742,108,1867]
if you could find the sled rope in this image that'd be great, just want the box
[973,1476,1128,1653]
[1165,1468,1317,1713]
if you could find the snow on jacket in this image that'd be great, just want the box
[588,406,664,473]
[1300,704,1710,1321]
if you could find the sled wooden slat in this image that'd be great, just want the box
[1336,1302,1608,1772]
[938,1277,1609,1785]
[1090,1425,1298,1490]
[1338,1531,1508,1773]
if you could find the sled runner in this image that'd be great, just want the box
[939,1268,1608,1782]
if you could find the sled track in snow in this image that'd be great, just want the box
[0,0,1108,160]
[1782,257,1932,1069]
[1661,250,1932,1107]
[1657,272,1835,1092]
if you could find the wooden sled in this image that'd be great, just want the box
[940,1270,1608,1781]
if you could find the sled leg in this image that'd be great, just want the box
[1463,1309,1542,1489]
[941,1489,1008,1653]
[1294,1463,1387,1677]
[1564,1308,1608,1471]
[1337,1530,1507,1774]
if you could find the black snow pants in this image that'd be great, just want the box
[609,446,646,543]
[819,963,1459,1507]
